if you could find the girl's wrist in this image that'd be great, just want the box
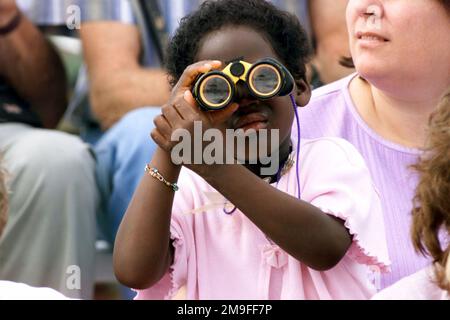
[150,147,182,181]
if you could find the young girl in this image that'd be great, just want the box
[373,89,450,300]
[114,0,390,300]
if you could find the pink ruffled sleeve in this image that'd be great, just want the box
[134,169,196,300]
[301,138,391,273]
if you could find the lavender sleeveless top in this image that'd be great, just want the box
[299,73,429,288]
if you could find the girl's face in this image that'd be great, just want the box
[195,26,306,161]
[346,0,450,96]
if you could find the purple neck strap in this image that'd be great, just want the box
[289,93,302,200]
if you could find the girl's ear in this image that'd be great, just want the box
[294,79,311,107]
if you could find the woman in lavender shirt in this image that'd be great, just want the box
[299,0,450,289]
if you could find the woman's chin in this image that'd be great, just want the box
[355,61,392,85]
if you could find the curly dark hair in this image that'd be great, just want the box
[165,0,311,87]
[411,88,450,292]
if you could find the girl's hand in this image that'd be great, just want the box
[151,61,239,172]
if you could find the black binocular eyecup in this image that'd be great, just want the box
[253,58,294,96]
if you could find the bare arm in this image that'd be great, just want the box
[113,148,181,289]
[0,0,67,129]
[113,147,180,289]
[80,21,171,130]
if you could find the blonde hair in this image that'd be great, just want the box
[411,88,450,292]
[0,157,8,238]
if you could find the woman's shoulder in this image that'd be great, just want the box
[308,73,357,105]
[298,74,358,130]
[372,267,448,300]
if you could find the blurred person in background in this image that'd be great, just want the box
[0,0,98,299]
[0,159,70,299]
[307,0,355,88]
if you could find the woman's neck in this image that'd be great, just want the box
[349,77,439,149]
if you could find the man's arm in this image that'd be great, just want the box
[80,21,171,130]
[0,0,67,129]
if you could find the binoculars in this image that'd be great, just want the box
[192,58,294,111]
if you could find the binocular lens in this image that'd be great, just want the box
[200,75,232,108]
[249,65,281,97]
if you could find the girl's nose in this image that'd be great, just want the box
[234,80,257,104]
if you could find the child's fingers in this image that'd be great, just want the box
[174,60,222,92]
[168,91,200,121]
[153,114,172,139]
[150,128,170,152]
[183,90,197,108]
[208,103,239,125]
[162,102,184,125]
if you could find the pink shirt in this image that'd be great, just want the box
[136,137,391,300]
